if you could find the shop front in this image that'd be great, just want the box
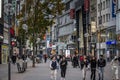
[116,34,120,56]
[106,40,116,60]
[1,44,8,64]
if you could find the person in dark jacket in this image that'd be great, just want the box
[60,56,68,80]
[97,55,106,80]
[90,56,97,80]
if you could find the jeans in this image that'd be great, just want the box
[98,67,104,80]
[91,68,96,80]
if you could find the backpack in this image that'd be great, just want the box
[80,56,84,61]
[51,61,57,70]
[98,58,106,67]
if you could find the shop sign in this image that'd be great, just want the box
[106,40,116,45]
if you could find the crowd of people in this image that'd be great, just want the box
[49,52,120,80]
[10,49,120,80]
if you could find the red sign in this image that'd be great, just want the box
[84,0,89,11]
[10,27,15,37]
[70,9,75,19]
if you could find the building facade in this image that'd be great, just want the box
[116,0,120,56]
[57,0,77,55]
[97,0,116,59]
[89,0,97,56]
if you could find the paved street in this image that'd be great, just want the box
[0,59,120,80]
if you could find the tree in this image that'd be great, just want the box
[17,0,64,67]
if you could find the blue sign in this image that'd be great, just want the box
[106,40,116,45]
[112,0,116,18]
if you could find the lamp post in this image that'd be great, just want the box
[4,3,13,80]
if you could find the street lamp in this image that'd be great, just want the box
[4,3,13,80]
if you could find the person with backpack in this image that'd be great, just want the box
[79,55,84,70]
[50,56,58,80]
[97,55,106,80]
[60,56,68,80]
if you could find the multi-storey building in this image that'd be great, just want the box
[57,0,77,55]
[116,0,120,56]
[89,0,97,56]
[97,0,116,59]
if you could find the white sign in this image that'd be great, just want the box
[0,0,2,18]
[65,50,70,58]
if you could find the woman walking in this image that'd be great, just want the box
[60,56,68,80]
[50,56,58,80]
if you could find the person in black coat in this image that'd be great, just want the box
[90,56,97,80]
[60,56,68,80]
[97,55,106,80]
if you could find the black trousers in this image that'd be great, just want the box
[61,69,66,78]
[91,68,96,80]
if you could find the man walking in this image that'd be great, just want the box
[97,55,106,80]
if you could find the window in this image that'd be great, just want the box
[98,16,102,25]
[101,16,102,24]
[108,0,110,8]
[118,0,120,9]
[108,14,110,21]
[103,15,105,23]
[103,1,105,10]
[65,2,70,11]
[106,0,108,8]
[98,4,100,12]
[101,2,102,11]
[106,14,108,22]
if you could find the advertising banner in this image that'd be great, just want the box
[1,45,8,64]
[112,0,116,18]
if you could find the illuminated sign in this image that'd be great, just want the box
[106,40,116,45]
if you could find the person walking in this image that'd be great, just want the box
[82,56,89,80]
[50,56,58,80]
[44,54,47,63]
[79,55,84,70]
[90,56,97,80]
[11,52,17,64]
[111,56,119,80]
[60,56,68,80]
[97,55,106,80]
[72,54,79,68]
